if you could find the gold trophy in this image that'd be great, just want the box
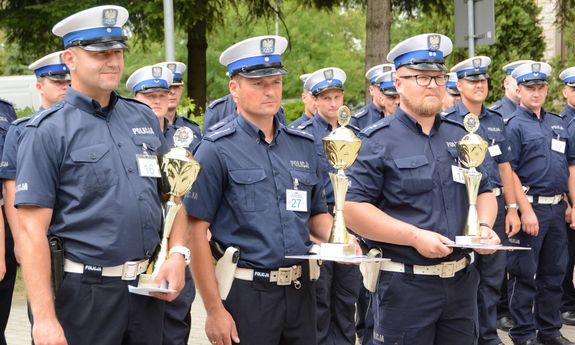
[456,113,489,245]
[138,127,201,288]
[321,106,362,256]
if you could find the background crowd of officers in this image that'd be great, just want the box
[2,4,575,345]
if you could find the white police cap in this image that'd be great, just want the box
[126,65,174,94]
[502,60,535,75]
[451,56,491,80]
[387,33,453,71]
[559,67,575,87]
[446,72,460,95]
[511,62,552,85]
[219,35,288,78]
[365,64,395,84]
[28,51,70,81]
[304,67,346,97]
[374,71,397,96]
[52,5,129,51]
[299,73,312,92]
[155,61,186,85]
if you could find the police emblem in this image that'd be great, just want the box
[473,58,481,71]
[428,35,441,51]
[532,63,541,76]
[102,9,118,26]
[173,127,194,148]
[324,69,334,81]
[152,66,163,78]
[167,63,176,73]
[337,105,352,127]
[463,113,480,133]
[260,38,275,55]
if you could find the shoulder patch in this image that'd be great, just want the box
[208,96,227,109]
[296,118,314,130]
[177,115,200,127]
[205,122,236,141]
[12,115,31,126]
[26,102,64,127]
[361,117,392,137]
[284,126,314,141]
[352,108,368,119]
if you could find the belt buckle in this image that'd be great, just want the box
[439,262,455,278]
[121,261,139,280]
[277,267,293,286]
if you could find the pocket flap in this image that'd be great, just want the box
[290,169,319,185]
[131,135,162,151]
[393,155,429,169]
[69,144,110,163]
[229,168,266,184]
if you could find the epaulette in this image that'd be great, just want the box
[0,97,13,106]
[348,123,361,133]
[352,108,368,119]
[177,115,200,127]
[207,96,227,109]
[119,95,149,107]
[26,102,64,127]
[486,107,503,118]
[361,116,392,137]
[489,101,502,111]
[204,122,236,141]
[548,111,563,118]
[504,113,516,124]
[12,116,31,126]
[441,115,467,130]
[296,118,314,130]
[207,119,229,132]
[284,126,314,141]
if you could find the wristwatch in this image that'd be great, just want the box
[506,203,519,210]
[169,245,191,265]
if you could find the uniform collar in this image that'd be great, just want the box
[368,101,384,117]
[313,112,333,131]
[64,87,119,117]
[396,107,441,135]
[517,105,545,120]
[562,104,575,117]
[502,96,517,108]
[236,112,282,144]
[455,100,486,118]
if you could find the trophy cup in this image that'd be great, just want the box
[321,106,362,256]
[138,127,201,289]
[455,113,489,245]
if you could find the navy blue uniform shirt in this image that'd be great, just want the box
[350,102,385,130]
[15,88,168,266]
[506,106,570,196]
[561,104,575,124]
[0,99,18,172]
[204,94,288,132]
[443,100,511,188]
[490,96,517,123]
[0,116,30,180]
[346,108,492,266]
[289,113,311,129]
[184,114,328,269]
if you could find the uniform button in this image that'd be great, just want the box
[90,153,97,160]
[411,162,416,167]
[247,177,252,182]
[118,142,122,148]
[138,195,144,201]
[146,250,152,256]
[128,167,134,173]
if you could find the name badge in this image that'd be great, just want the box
[286,189,308,212]
[488,144,502,157]
[552,138,566,154]
[136,154,162,177]
[452,165,466,184]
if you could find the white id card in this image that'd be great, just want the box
[452,165,466,184]
[488,144,502,157]
[136,154,162,177]
[286,189,308,212]
[552,138,566,154]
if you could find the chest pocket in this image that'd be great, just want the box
[393,155,433,195]
[552,129,568,155]
[521,129,546,160]
[132,135,162,153]
[69,143,118,193]
[229,168,267,212]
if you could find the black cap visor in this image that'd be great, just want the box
[137,87,170,94]
[381,88,398,96]
[68,36,129,52]
[41,73,71,81]
[462,72,489,81]
[398,60,447,72]
[446,87,460,95]
[231,62,288,79]
[312,84,344,97]
[518,79,548,86]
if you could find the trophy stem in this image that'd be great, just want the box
[456,167,483,245]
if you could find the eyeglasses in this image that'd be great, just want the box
[398,74,449,87]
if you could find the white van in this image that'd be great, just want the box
[0,75,41,112]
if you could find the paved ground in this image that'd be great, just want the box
[5,289,575,345]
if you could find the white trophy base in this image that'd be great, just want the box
[320,242,356,257]
[455,235,484,245]
[128,275,175,296]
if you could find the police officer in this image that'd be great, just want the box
[444,56,521,345]
[491,60,534,123]
[15,6,188,345]
[126,63,201,345]
[297,67,362,345]
[185,35,336,345]
[288,73,315,128]
[506,62,574,345]
[559,66,575,326]
[0,96,16,345]
[155,61,202,151]
[441,72,460,111]
[344,33,499,345]
[351,64,398,130]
